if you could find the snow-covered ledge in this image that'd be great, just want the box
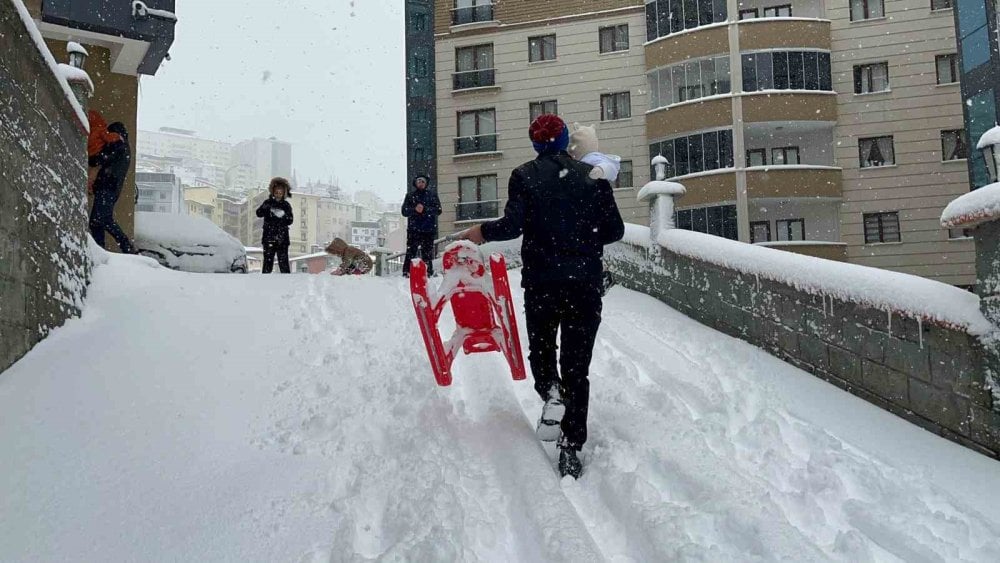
[638,155,686,247]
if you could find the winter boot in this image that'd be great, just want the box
[536,386,565,443]
[558,446,583,479]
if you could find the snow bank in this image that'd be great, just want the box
[10,0,88,132]
[654,229,991,335]
[941,182,1000,228]
[134,212,247,274]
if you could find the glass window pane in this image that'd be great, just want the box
[803,52,819,90]
[963,28,991,71]
[788,51,805,89]
[819,52,832,90]
[703,131,720,170]
[699,0,715,26]
[701,58,716,96]
[720,129,734,167]
[677,209,692,230]
[707,206,724,236]
[684,0,700,30]
[756,52,774,90]
[773,51,790,89]
[671,0,685,34]
[646,2,659,41]
[648,72,660,109]
[723,206,738,240]
[481,175,498,200]
[673,65,688,102]
[716,55,731,93]
[714,0,728,22]
[657,0,672,36]
[742,54,758,92]
[459,178,477,202]
[689,133,705,173]
[693,207,708,232]
[457,47,474,71]
[675,137,690,176]
[458,112,476,136]
[686,60,702,99]
[660,67,674,106]
[663,139,675,177]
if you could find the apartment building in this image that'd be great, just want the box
[433,1,651,233]
[136,172,185,214]
[641,0,974,284]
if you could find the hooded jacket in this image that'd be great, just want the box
[256,189,294,247]
[481,151,624,290]
[89,122,131,194]
[401,177,442,233]
[325,238,373,274]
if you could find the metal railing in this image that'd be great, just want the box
[452,4,494,25]
[454,134,498,155]
[456,199,501,222]
[453,69,496,90]
[373,233,464,277]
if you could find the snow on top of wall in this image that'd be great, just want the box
[10,0,89,132]
[652,229,991,335]
[134,212,241,249]
[622,223,651,247]
[941,182,1000,229]
[976,125,1000,149]
[637,181,686,202]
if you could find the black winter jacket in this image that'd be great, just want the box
[256,197,294,247]
[481,151,625,290]
[401,185,442,233]
[89,140,130,194]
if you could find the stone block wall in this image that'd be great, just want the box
[1,1,92,373]
[606,240,1000,458]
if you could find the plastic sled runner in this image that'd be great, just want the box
[409,241,526,386]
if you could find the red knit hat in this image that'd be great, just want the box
[529,114,569,153]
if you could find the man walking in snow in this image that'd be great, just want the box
[401,175,442,277]
[460,114,625,478]
[87,119,137,254]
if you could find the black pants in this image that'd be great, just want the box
[524,283,603,451]
[262,242,290,274]
[89,189,134,253]
[403,231,436,275]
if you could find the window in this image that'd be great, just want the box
[646,54,730,109]
[775,219,805,241]
[968,90,998,187]
[454,44,495,89]
[751,221,771,243]
[645,0,728,41]
[932,0,953,9]
[740,8,759,19]
[455,109,497,154]
[741,51,832,93]
[676,205,739,240]
[413,55,428,77]
[858,136,895,167]
[936,54,958,84]
[649,129,733,179]
[854,62,889,93]
[747,149,767,167]
[771,146,800,165]
[529,100,558,122]
[452,0,494,25]
[850,0,885,20]
[763,5,792,17]
[529,35,557,62]
[601,92,632,121]
[949,227,973,239]
[599,24,629,53]
[616,160,634,189]
[457,175,499,221]
[863,212,901,243]
[941,130,968,161]
[410,13,428,31]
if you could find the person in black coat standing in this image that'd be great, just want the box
[401,175,442,276]
[88,122,136,253]
[255,177,294,274]
[460,114,625,479]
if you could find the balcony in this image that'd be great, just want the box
[452,69,497,92]
[454,134,499,157]
[452,5,495,27]
[739,18,831,52]
[456,200,501,222]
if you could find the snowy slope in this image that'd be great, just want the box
[1,252,999,561]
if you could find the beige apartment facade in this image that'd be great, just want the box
[434,1,651,233]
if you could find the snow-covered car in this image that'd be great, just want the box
[134,212,248,273]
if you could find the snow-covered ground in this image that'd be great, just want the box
[2,251,1000,561]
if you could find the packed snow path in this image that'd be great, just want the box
[2,254,1000,562]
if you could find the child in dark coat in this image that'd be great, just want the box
[256,177,294,274]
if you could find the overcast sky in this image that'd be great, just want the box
[137,0,407,202]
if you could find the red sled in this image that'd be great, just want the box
[409,241,527,386]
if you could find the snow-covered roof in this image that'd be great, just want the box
[941,183,1000,229]
[654,229,991,335]
[11,0,88,132]
[976,124,1000,149]
[637,181,686,202]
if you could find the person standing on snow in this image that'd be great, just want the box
[256,177,294,274]
[459,114,624,479]
[87,119,137,254]
[401,175,442,277]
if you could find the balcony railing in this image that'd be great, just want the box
[453,69,496,90]
[456,199,501,222]
[454,134,498,155]
[452,5,494,26]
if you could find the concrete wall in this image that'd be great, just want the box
[605,237,1000,458]
[1,1,92,372]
